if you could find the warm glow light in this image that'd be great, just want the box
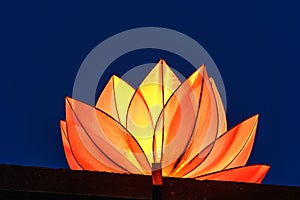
[60,60,269,183]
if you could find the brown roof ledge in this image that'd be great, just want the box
[0,164,299,199]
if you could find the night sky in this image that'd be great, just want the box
[0,1,299,186]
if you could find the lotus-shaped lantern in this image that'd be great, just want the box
[60,60,269,183]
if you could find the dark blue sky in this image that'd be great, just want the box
[0,1,299,186]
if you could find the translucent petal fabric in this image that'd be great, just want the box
[135,59,180,124]
[66,97,151,174]
[126,90,155,164]
[167,66,219,177]
[126,60,180,164]
[60,121,82,170]
[184,115,259,178]
[155,66,205,174]
[194,165,270,184]
[210,78,227,136]
[60,59,269,183]
[96,75,135,127]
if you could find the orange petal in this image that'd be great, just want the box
[66,97,151,174]
[194,165,270,184]
[154,66,207,174]
[170,67,219,177]
[225,119,257,169]
[184,115,259,178]
[210,78,227,136]
[60,120,82,170]
[66,120,124,172]
[96,75,135,127]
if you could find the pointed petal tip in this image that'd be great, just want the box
[158,59,169,67]
[65,96,91,108]
[60,121,67,133]
[261,164,270,170]
[191,64,208,81]
[110,74,117,80]
[159,58,165,63]
[111,74,123,85]
[266,165,270,170]
[103,75,120,85]
[257,164,270,181]
[65,96,74,107]
[194,64,206,75]
[242,114,259,124]
[251,114,259,122]
[65,96,74,104]
[198,64,206,72]
[65,96,70,105]
[110,74,122,81]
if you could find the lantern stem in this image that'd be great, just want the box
[152,162,163,200]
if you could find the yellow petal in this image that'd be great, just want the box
[137,59,181,125]
[194,165,270,184]
[66,97,151,174]
[126,90,155,164]
[65,120,124,172]
[184,115,259,178]
[126,60,181,164]
[96,75,135,127]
